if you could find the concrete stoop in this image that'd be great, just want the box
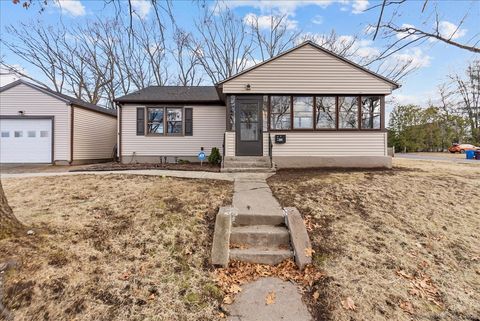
[211,178,312,268]
[221,156,276,173]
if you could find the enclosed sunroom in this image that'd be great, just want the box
[217,41,398,168]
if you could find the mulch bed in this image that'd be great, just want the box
[69,162,221,173]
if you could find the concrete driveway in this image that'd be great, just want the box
[0,164,82,175]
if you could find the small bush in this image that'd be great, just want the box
[208,147,221,165]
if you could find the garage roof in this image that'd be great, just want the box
[0,80,117,117]
[114,86,224,104]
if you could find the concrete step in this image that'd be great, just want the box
[234,213,285,226]
[224,156,270,162]
[223,161,271,169]
[221,167,276,173]
[230,247,293,265]
[230,225,290,247]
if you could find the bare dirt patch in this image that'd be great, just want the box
[1,174,232,321]
[268,159,480,321]
[72,162,221,172]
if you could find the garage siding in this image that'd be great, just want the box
[221,44,394,94]
[73,106,117,160]
[0,83,70,162]
[121,104,226,158]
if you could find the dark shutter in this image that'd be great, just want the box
[136,108,145,135]
[185,108,193,136]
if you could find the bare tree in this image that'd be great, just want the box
[171,29,203,86]
[0,181,23,240]
[245,13,301,61]
[189,4,253,84]
[368,0,479,54]
[299,30,416,82]
[449,60,480,142]
[2,23,68,92]
[1,12,172,108]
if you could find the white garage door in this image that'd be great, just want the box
[0,118,53,163]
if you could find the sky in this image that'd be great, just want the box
[1,0,479,118]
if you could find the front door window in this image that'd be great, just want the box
[240,103,259,141]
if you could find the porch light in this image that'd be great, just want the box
[245,84,251,90]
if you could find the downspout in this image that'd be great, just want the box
[116,102,122,163]
[69,103,74,165]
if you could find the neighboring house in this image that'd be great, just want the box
[0,80,117,165]
[115,41,399,168]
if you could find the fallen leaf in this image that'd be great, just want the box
[229,284,242,294]
[223,296,233,305]
[149,293,155,300]
[265,291,276,305]
[304,247,315,258]
[118,272,130,281]
[400,301,414,314]
[396,270,413,280]
[312,291,320,301]
[341,297,356,311]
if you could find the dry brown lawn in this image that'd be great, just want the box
[268,159,480,321]
[1,174,233,321]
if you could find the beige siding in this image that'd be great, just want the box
[73,107,117,160]
[270,132,387,156]
[121,104,226,157]
[225,132,236,156]
[222,44,394,94]
[263,133,269,156]
[0,83,70,162]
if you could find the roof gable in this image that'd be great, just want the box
[218,41,399,94]
[1,80,116,117]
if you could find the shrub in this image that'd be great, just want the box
[208,147,221,165]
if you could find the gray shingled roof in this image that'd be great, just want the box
[115,86,224,104]
[0,79,117,117]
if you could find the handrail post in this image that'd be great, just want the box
[222,132,226,168]
[268,133,273,168]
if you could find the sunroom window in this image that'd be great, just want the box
[293,96,313,129]
[361,96,381,129]
[338,96,359,129]
[270,96,291,130]
[316,96,336,129]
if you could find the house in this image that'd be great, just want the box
[0,80,117,165]
[115,41,399,169]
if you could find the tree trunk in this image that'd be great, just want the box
[0,180,23,239]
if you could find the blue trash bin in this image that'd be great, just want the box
[465,150,475,159]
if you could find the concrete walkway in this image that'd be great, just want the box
[229,177,312,320]
[233,177,284,216]
[227,277,312,321]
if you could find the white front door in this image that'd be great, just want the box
[0,118,53,163]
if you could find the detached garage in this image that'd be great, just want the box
[0,80,117,165]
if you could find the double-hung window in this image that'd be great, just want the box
[361,96,381,129]
[147,108,165,135]
[166,108,183,135]
[146,107,184,135]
